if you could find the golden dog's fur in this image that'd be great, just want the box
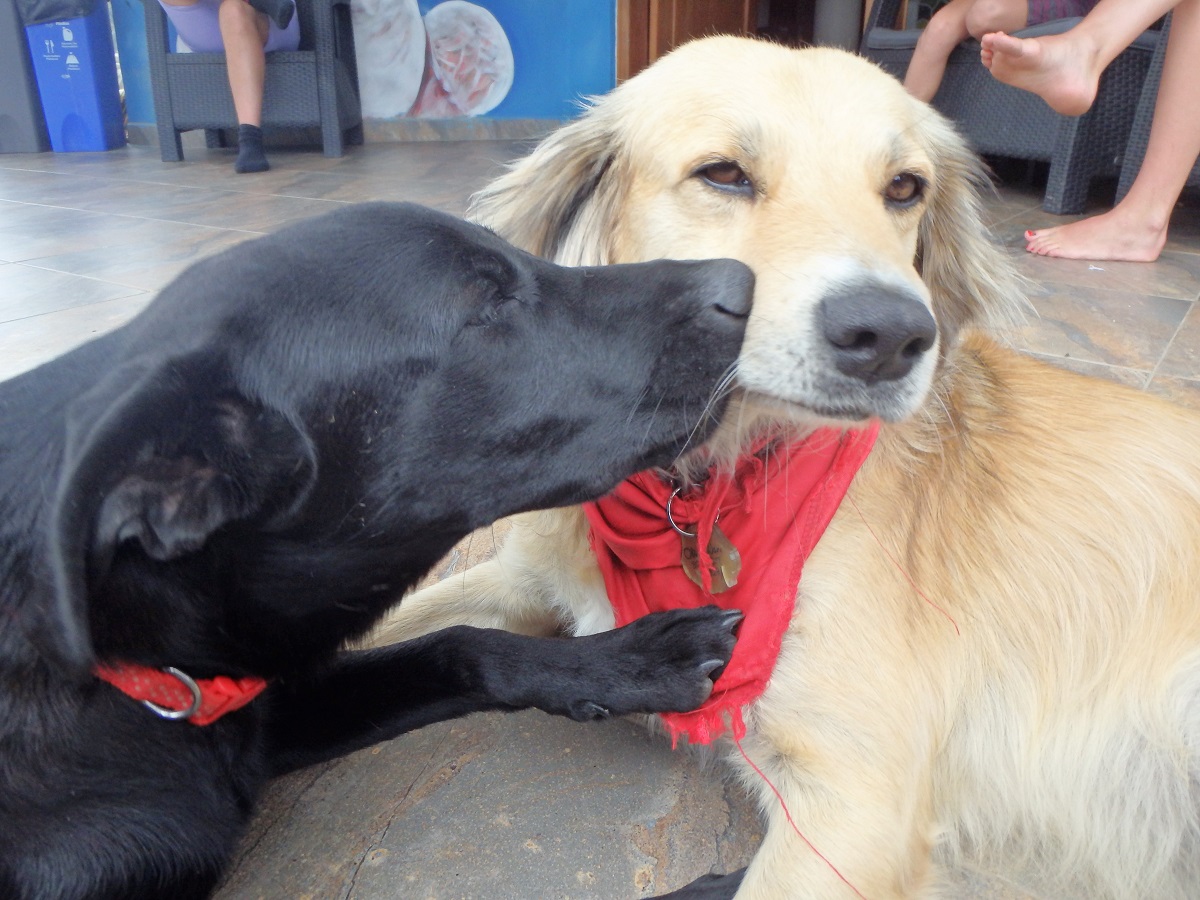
[370,38,1200,898]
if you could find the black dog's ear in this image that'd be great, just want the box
[42,358,316,675]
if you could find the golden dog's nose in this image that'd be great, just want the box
[819,282,936,384]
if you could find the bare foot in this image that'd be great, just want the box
[1024,208,1167,262]
[980,31,1100,116]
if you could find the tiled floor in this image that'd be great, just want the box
[3,140,1199,899]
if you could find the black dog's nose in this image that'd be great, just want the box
[701,258,755,319]
[819,283,936,383]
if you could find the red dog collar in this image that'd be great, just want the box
[95,662,268,725]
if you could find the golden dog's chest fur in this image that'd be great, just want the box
[371,38,1200,898]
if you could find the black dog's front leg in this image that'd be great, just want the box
[266,606,741,774]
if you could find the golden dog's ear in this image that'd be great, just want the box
[469,102,625,265]
[915,110,1029,342]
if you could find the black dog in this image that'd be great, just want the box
[0,203,752,900]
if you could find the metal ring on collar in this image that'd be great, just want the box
[666,486,721,539]
[142,666,202,721]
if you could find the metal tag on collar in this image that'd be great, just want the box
[666,486,742,593]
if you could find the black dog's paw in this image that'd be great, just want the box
[564,605,741,720]
[653,868,746,899]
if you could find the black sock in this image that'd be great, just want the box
[234,124,269,174]
[246,0,294,29]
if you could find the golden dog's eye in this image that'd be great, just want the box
[696,161,754,196]
[885,172,925,207]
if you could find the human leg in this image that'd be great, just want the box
[981,0,1176,114]
[217,0,272,172]
[218,0,269,128]
[904,0,975,101]
[962,0,1030,38]
[905,0,1030,101]
[1025,0,1200,260]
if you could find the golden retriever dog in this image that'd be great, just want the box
[369,37,1200,899]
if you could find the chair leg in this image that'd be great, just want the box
[1043,117,1094,215]
[205,128,230,149]
[157,123,184,162]
[320,119,345,157]
[1043,163,1090,215]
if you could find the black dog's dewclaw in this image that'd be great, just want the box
[568,700,612,721]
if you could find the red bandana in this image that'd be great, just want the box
[95,663,268,726]
[583,423,879,745]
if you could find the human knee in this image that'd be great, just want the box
[218,0,258,32]
[964,0,1016,40]
[917,5,971,54]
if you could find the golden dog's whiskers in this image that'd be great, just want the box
[700,364,742,429]
[672,362,743,474]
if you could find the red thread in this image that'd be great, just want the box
[847,496,960,636]
[735,737,869,900]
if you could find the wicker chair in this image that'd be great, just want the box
[141,0,362,162]
[1116,14,1200,203]
[860,0,1158,214]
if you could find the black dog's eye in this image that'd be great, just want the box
[885,172,925,207]
[695,161,755,197]
[466,293,518,328]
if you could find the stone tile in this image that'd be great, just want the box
[1156,301,1200,380]
[0,202,149,263]
[217,713,761,900]
[1013,281,1189,370]
[414,521,517,591]
[988,191,1200,302]
[981,179,1045,230]
[1146,375,1200,412]
[0,290,150,380]
[252,169,496,212]
[1162,197,1200,255]
[25,228,256,293]
[0,167,343,233]
[997,234,1200,303]
[0,264,148,323]
[1019,350,1149,389]
[0,168,151,210]
[161,191,346,232]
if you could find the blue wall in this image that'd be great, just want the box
[110,0,155,124]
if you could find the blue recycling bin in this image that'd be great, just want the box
[26,3,125,152]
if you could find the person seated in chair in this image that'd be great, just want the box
[903,0,1100,102]
[981,0,1200,261]
[156,0,298,173]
